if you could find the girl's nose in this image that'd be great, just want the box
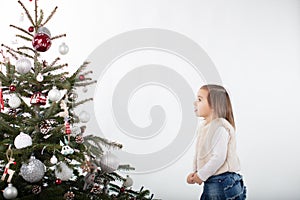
[193,101,197,106]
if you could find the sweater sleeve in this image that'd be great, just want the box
[197,127,229,181]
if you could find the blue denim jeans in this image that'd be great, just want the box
[200,172,246,200]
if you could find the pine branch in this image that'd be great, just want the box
[51,34,66,41]
[50,57,60,67]
[1,44,19,60]
[9,25,34,38]
[72,98,93,108]
[74,80,97,87]
[42,63,68,73]
[70,61,90,81]
[44,101,59,118]
[34,0,38,26]
[16,34,32,42]
[118,164,135,171]
[18,0,35,26]
[37,9,44,26]
[42,6,58,26]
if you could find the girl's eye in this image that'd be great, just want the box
[198,99,201,101]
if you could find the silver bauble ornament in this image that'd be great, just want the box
[99,152,120,173]
[8,94,21,109]
[48,86,61,101]
[37,27,51,37]
[82,86,88,93]
[79,111,90,123]
[14,132,32,149]
[123,175,133,187]
[55,162,73,181]
[3,183,18,199]
[16,58,31,74]
[20,156,45,183]
[58,42,69,55]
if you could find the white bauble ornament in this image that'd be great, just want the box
[20,156,45,183]
[16,58,31,74]
[123,175,133,187]
[3,183,18,199]
[36,73,44,82]
[59,42,69,55]
[14,132,32,149]
[50,155,58,165]
[99,152,120,173]
[8,94,21,108]
[55,162,73,181]
[79,111,90,123]
[48,86,61,101]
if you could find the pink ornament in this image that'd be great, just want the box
[79,75,85,81]
[32,33,52,52]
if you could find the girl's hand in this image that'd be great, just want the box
[186,173,196,184]
[192,173,203,185]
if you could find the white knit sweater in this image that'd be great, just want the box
[193,118,240,181]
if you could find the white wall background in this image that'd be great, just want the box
[1,0,300,199]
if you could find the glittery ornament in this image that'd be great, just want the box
[9,85,16,92]
[14,132,32,149]
[99,152,120,173]
[90,183,101,194]
[55,178,62,185]
[32,33,51,52]
[8,94,21,109]
[28,26,34,32]
[79,111,90,123]
[40,120,55,135]
[36,73,44,82]
[59,42,69,55]
[63,191,75,200]
[55,162,73,181]
[75,135,84,144]
[16,58,32,74]
[48,86,61,101]
[20,156,45,183]
[3,183,18,199]
[32,185,41,194]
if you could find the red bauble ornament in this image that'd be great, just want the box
[9,85,16,92]
[55,179,62,185]
[120,187,125,193]
[79,75,85,81]
[32,33,52,52]
[28,26,34,32]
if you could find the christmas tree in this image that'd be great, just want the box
[0,1,155,199]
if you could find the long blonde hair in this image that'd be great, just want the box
[201,84,235,129]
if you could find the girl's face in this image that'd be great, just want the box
[194,89,213,119]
